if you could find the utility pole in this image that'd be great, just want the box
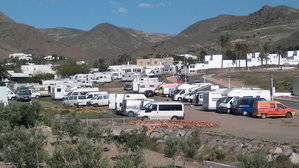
[271,74,274,101]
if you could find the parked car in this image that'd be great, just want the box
[137,101,184,120]
[16,89,31,102]
[231,97,266,116]
[144,90,155,97]
[123,84,133,91]
[253,101,296,119]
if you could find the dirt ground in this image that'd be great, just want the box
[185,104,299,143]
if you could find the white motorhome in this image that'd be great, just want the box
[33,85,50,97]
[121,73,141,82]
[93,73,112,83]
[133,77,159,92]
[87,93,109,107]
[51,85,73,100]
[0,87,10,105]
[28,88,41,98]
[138,82,161,93]
[116,94,147,112]
[137,102,185,120]
[67,87,100,96]
[218,88,271,113]
[183,84,219,102]
[202,90,224,111]
[173,84,199,101]
[121,99,154,116]
[108,93,117,109]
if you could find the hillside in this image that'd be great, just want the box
[0,22,89,60]
[0,12,14,23]
[42,27,85,42]
[131,5,299,58]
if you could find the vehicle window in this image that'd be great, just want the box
[79,96,86,99]
[98,96,103,100]
[149,85,155,87]
[224,97,233,103]
[159,104,182,111]
[270,103,275,108]
[69,96,74,100]
[103,95,109,99]
[277,104,286,109]
[73,92,78,95]
[87,95,93,98]
[151,104,157,111]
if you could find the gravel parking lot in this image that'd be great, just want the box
[185,104,299,143]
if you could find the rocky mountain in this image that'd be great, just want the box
[131,5,299,58]
[0,12,14,23]
[42,27,85,42]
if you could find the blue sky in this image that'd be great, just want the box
[1,0,299,34]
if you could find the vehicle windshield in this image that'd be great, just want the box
[18,91,29,95]
[224,97,233,103]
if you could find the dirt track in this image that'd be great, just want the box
[185,105,299,143]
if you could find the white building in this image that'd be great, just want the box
[9,53,32,61]
[44,55,55,61]
[21,64,56,75]
[178,54,198,60]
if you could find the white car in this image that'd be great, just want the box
[88,94,109,107]
[137,101,184,120]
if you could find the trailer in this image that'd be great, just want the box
[203,91,224,111]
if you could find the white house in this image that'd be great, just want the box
[178,54,198,60]
[44,55,55,61]
[21,63,56,75]
[9,53,32,61]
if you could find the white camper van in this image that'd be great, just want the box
[87,93,109,107]
[137,102,184,120]
[116,94,147,112]
[138,82,161,93]
[51,85,72,100]
[133,77,159,92]
[121,99,154,117]
[121,73,140,82]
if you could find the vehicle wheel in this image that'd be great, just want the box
[142,117,149,120]
[35,95,39,99]
[178,97,182,101]
[286,112,293,118]
[128,112,134,117]
[227,109,231,114]
[242,111,248,116]
[261,114,267,119]
[171,116,178,120]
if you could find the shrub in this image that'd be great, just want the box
[181,131,201,158]
[237,150,273,168]
[48,138,110,168]
[82,122,113,144]
[0,127,47,168]
[164,138,181,158]
[114,150,145,168]
[0,102,42,128]
[205,147,226,161]
[118,127,148,151]
[272,155,299,168]
[52,116,82,140]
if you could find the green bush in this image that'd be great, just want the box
[0,127,47,168]
[82,122,113,144]
[0,102,42,128]
[181,131,201,158]
[52,116,82,140]
[164,138,181,158]
[237,150,272,168]
[118,127,148,151]
[48,138,110,168]
[114,150,145,168]
[205,147,226,161]
[272,155,299,168]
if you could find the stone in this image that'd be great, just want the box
[269,147,283,155]
[289,153,299,164]
[282,146,293,156]
[149,131,165,139]
[267,154,274,162]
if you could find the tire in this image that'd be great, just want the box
[242,111,248,116]
[142,117,149,120]
[261,114,267,119]
[171,116,178,120]
[286,112,292,118]
[128,112,134,117]
[178,97,182,101]
[35,95,39,99]
[227,109,231,114]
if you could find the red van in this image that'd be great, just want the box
[253,101,296,119]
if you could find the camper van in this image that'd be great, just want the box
[133,77,159,92]
[137,102,184,120]
[51,85,72,100]
[87,93,109,107]
[173,84,200,101]
[93,73,112,83]
[121,99,154,116]
[116,94,147,112]
[202,91,223,111]
[121,73,138,82]
[218,88,271,114]
[138,82,161,93]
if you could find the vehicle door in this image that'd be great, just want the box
[276,103,287,116]
[102,95,109,106]
[146,104,158,120]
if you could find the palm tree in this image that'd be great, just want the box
[219,35,231,68]
[259,43,270,67]
[276,46,287,70]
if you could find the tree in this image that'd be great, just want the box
[0,127,47,168]
[259,43,270,67]
[219,34,231,68]
[114,150,145,168]
[56,60,90,77]
[0,102,42,128]
[276,46,287,70]
[198,49,207,63]
[0,63,8,85]
[93,58,109,72]
[234,43,251,69]
[52,117,82,141]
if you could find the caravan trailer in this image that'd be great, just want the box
[203,91,224,111]
[93,73,112,83]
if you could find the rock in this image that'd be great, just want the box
[269,147,283,155]
[267,154,274,162]
[149,131,165,139]
[282,146,293,156]
[289,153,299,164]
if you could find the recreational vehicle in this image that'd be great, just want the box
[121,99,154,116]
[133,77,159,92]
[121,73,141,82]
[93,73,112,83]
[88,94,109,107]
[138,82,161,93]
[202,91,224,111]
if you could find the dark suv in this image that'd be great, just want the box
[16,88,31,102]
